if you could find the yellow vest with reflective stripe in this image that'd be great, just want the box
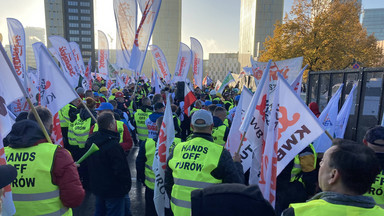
[5,143,72,216]
[169,137,182,153]
[212,125,227,146]
[134,109,152,141]
[144,138,156,190]
[290,144,317,183]
[290,199,384,216]
[59,104,76,127]
[108,95,115,101]
[223,119,229,127]
[67,113,92,148]
[93,121,124,143]
[365,170,384,207]
[190,108,200,115]
[169,137,223,216]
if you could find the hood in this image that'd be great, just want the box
[79,108,97,121]
[149,112,164,122]
[89,128,120,148]
[309,102,320,117]
[213,116,224,127]
[141,105,153,113]
[6,120,46,148]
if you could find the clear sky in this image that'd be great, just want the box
[0,0,383,59]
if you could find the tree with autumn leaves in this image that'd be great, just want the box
[259,0,383,73]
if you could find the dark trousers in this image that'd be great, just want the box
[95,195,126,216]
[145,187,157,216]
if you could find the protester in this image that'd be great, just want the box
[165,109,244,216]
[145,102,165,139]
[5,107,85,215]
[84,112,132,216]
[282,141,384,215]
[212,107,230,146]
[134,97,153,145]
[363,126,384,208]
[0,165,17,213]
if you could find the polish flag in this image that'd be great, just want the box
[184,84,196,116]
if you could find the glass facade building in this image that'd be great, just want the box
[238,0,284,68]
[362,8,384,41]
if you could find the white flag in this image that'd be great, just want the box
[190,37,203,88]
[114,0,137,69]
[335,84,357,138]
[129,0,162,73]
[150,45,171,84]
[290,65,308,97]
[116,74,126,89]
[153,94,174,216]
[7,18,26,84]
[215,80,221,92]
[98,30,109,80]
[33,42,79,146]
[48,36,80,88]
[225,88,254,172]
[69,42,89,90]
[172,42,192,83]
[313,84,343,153]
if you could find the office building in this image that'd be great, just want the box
[363,8,384,41]
[44,0,95,62]
[238,0,284,68]
[208,53,240,82]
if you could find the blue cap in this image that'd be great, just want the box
[216,104,223,107]
[95,102,113,111]
[93,92,99,97]
[204,100,212,106]
[235,95,240,102]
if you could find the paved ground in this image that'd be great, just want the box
[73,146,146,216]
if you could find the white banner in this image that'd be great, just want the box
[290,65,307,97]
[225,88,253,172]
[129,0,162,73]
[153,94,174,216]
[190,37,203,88]
[69,42,89,90]
[172,42,192,83]
[150,45,171,84]
[48,36,80,88]
[313,84,343,153]
[217,72,235,94]
[7,18,26,84]
[114,0,137,69]
[98,30,109,80]
[251,57,303,92]
[335,84,357,138]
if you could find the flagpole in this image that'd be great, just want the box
[325,130,334,141]
[236,131,246,154]
[0,43,52,143]
[78,98,97,123]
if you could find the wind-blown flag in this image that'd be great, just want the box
[252,57,303,92]
[215,81,221,92]
[259,73,324,207]
[69,42,89,90]
[313,84,343,153]
[98,30,109,80]
[129,0,162,74]
[114,0,137,69]
[202,75,213,86]
[217,72,235,94]
[184,84,196,116]
[335,84,357,138]
[153,70,161,94]
[33,42,78,146]
[153,93,174,216]
[290,65,308,97]
[242,66,252,75]
[7,18,26,83]
[173,42,192,83]
[150,45,171,84]
[84,58,93,90]
[48,36,80,88]
[0,42,26,216]
[116,74,126,89]
[225,88,253,172]
[190,37,203,88]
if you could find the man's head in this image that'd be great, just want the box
[152,94,164,105]
[76,87,85,98]
[363,126,384,153]
[97,112,116,131]
[142,97,151,107]
[28,106,53,133]
[191,109,214,134]
[213,106,227,122]
[207,104,217,115]
[109,100,118,109]
[171,104,178,113]
[154,102,165,113]
[99,87,108,96]
[95,102,114,114]
[85,90,93,98]
[319,142,380,195]
[194,100,202,109]
[115,92,125,102]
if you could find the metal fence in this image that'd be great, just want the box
[306,67,384,142]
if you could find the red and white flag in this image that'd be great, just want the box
[7,18,26,84]
[150,45,171,84]
[173,42,192,83]
[48,36,80,88]
[69,42,89,90]
[98,30,109,80]
[33,42,78,146]
[184,84,196,116]
[153,93,174,216]
[0,42,25,215]
[190,37,203,88]
[259,73,324,207]
[84,58,93,90]
[290,65,307,97]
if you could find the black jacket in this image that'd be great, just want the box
[165,132,244,198]
[85,128,131,198]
